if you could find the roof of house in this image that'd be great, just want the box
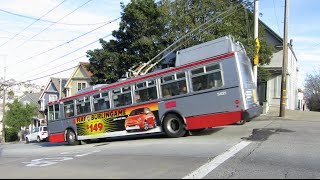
[39,77,68,100]
[19,92,42,107]
[259,20,283,43]
[80,62,93,78]
[64,62,93,88]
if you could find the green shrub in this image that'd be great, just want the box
[5,127,19,142]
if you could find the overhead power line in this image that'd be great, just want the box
[0,0,67,48]
[9,17,120,67]
[16,0,93,48]
[21,55,86,81]
[0,8,108,26]
[20,65,78,83]
[11,33,112,80]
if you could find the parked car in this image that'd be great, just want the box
[125,107,156,132]
[25,126,48,143]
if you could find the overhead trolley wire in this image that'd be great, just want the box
[11,33,112,80]
[0,0,67,49]
[15,0,93,48]
[20,65,78,83]
[8,17,120,67]
[0,8,109,26]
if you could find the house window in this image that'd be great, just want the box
[77,82,87,91]
[23,100,30,105]
[49,95,57,102]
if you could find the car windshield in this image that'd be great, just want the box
[129,108,145,116]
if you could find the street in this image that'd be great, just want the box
[1,111,320,179]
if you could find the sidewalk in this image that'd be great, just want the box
[258,106,320,121]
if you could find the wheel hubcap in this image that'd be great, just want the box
[167,119,180,133]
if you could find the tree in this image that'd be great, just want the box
[5,99,38,130]
[158,0,273,80]
[8,90,14,99]
[304,70,320,111]
[86,0,166,84]
[86,0,274,83]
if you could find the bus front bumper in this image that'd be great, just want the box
[242,105,263,121]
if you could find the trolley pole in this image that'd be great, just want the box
[279,0,289,117]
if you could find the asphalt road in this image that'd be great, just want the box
[1,115,320,179]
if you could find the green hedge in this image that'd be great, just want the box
[5,127,19,142]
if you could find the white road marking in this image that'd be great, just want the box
[182,141,251,179]
[23,150,101,167]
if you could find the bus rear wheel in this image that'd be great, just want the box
[66,129,80,145]
[235,119,246,125]
[163,114,186,138]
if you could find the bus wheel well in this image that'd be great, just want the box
[162,112,185,125]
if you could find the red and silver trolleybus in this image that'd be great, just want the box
[47,35,262,145]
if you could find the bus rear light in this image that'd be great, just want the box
[235,99,240,104]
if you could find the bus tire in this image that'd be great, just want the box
[235,119,246,125]
[163,114,186,138]
[66,129,80,146]
[190,128,206,133]
[246,119,252,122]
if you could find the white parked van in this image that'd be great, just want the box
[25,126,48,143]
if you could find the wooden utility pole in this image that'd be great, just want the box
[1,63,6,144]
[253,0,259,86]
[280,0,289,117]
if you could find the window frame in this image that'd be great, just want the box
[190,62,223,92]
[92,91,111,112]
[112,85,133,108]
[134,79,158,103]
[77,82,87,91]
[160,71,188,98]
[63,100,75,118]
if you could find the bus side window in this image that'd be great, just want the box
[48,105,54,121]
[162,88,171,98]
[207,72,222,88]
[192,63,222,91]
[113,87,132,108]
[192,76,204,91]
[54,104,60,120]
[76,97,91,115]
[93,92,110,111]
[63,100,74,118]
[134,80,157,103]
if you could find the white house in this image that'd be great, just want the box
[259,21,300,111]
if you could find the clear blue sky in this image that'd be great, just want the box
[259,0,320,88]
[0,0,318,89]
